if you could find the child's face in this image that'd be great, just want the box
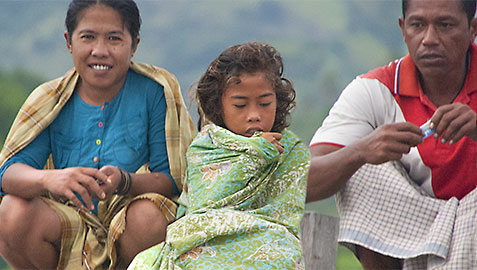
[221,72,277,137]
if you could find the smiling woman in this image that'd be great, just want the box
[0,0,194,269]
[65,3,139,105]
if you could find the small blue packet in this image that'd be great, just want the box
[420,119,435,139]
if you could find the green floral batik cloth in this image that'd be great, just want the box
[129,124,310,270]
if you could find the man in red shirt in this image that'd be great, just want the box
[308,0,477,268]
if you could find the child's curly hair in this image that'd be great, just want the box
[193,41,296,133]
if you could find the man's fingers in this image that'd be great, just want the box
[393,122,423,135]
[430,103,477,143]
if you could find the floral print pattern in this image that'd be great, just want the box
[128,124,310,270]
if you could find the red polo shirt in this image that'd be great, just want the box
[311,44,477,200]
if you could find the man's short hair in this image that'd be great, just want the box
[402,0,477,23]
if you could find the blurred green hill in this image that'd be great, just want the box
[0,0,406,143]
[0,1,406,268]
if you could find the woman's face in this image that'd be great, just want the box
[64,4,139,93]
[221,72,277,137]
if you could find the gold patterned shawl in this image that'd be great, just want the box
[0,61,194,195]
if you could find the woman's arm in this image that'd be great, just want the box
[98,165,174,198]
[2,163,49,198]
[3,163,107,210]
[129,172,173,197]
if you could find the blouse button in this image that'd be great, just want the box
[98,122,104,128]
[96,139,102,146]
[93,156,98,162]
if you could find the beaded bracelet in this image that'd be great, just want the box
[116,169,132,195]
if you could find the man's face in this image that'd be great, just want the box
[399,0,477,78]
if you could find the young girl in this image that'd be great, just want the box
[129,41,310,269]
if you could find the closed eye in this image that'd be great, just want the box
[234,104,246,108]
[260,103,271,107]
[80,34,95,40]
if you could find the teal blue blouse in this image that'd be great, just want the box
[0,69,174,213]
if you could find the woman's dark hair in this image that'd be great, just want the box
[65,0,141,45]
[194,41,296,133]
[402,0,476,24]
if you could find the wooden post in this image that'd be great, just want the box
[301,211,339,270]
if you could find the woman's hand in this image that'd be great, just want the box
[261,132,284,153]
[99,165,123,198]
[42,167,107,210]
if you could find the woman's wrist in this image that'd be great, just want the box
[116,169,132,195]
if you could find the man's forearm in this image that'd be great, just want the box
[306,144,365,202]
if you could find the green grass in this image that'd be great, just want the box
[336,245,362,270]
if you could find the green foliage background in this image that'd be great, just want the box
[0,0,407,268]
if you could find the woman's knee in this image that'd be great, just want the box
[0,195,39,256]
[0,196,35,238]
[0,196,61,246]
[126,199,168,235]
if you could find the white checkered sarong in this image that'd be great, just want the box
[336,161,477,269]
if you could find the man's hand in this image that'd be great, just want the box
[261,132,284,153]
[307,122,422,202]
[43,167,107,210]
[353,122,424,165]
[430,103,477,144]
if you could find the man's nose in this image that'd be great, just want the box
[422,25,439,46]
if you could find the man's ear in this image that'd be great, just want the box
[64,31,72,53]
[470,18,477,43]
[398,17,406,42]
